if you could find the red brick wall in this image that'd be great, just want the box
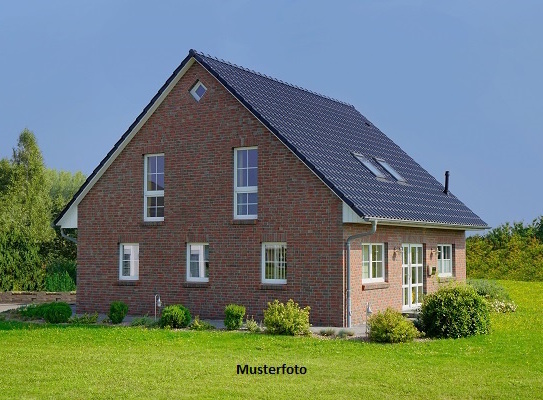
[77,62,345,326]
[343,224,465,325]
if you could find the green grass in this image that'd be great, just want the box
[1,281,542,399]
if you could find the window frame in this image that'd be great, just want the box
[186,243,209,283]
[144,153,165,222]
[261,242,287,284]
[234,147,258,220]
[361,243,385,283]
[353,153,386,178]
[437,244,453,277]
[374,157,406,182]
[190,80,207,102]
[119,243,139,281]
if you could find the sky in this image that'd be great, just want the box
[1,0,542,231]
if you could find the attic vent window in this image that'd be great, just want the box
[374,158,406,182]
[190,81,207,101]
[353,153,385,178]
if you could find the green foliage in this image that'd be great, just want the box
[467,217,543,282]
[419,284,490,338]
[224,304,246,330]
[0,130,86,291]
[43,302,72,323]
[69,312,98,325]
[368,308,420,343]
[263,299,311,336]
[45,271,76,292]
[319,328,336,337]
[189,316,216,331]
[17,303,50,319]
[130,316,158,328]
[337,329,354,339]
[159,305,191,329]
[467,279,517,313]
[245,317,262,333]
[108,301,128,324]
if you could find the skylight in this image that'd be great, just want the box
[190,80,207,101]
[353,153,385,178]
[374,158,406,182]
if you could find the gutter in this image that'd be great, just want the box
[345,219,377,328]
[60,228,77,244]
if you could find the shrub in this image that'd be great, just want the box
[419,284,490,338]
[43,302,72,323]
[108,301,128,324]
[245,317,262,333]
[45,271,76,292]
[368,308,420,343]
[18,303,50,320]
[46,259,77,285]
[467,279,517,313]
[224,304,246,330]
[263,299,311,336]
[319,328,336,337]
[130,316,159,328]
[159,304,191,329]
[69,312,98,325]
[189,316,216,331]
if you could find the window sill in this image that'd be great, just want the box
[116,280,139,286]
[259,284,286,291]
[183,282,209,288]
[438,276,456,282]
[141,221,165,227]
[232,219,258,225]
[362,282,389,291]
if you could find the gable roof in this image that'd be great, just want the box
[55,49,488,229]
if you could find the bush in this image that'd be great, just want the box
[46,259,77,285]
[43,302,72,323]
[18,303,50,320]
[224,304,246,330]
[45,271,76,292]
[130,316,159,328]
[189,316,216,331]
[368,308,420,343]
[337,329,354,339]
[69,312,98,325]
[467,279,517,313]
[263,299,311,336]
[419,284,490,338]
[108,301,128,324]
[319,328,336,337]
[159,304,191,329]
[245,317,262,333]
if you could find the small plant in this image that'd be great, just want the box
[245,317,262,333]
[337,329,354,339]
[263,299,311,336]
[108,301,128,324]
[130,316,157,327]
[160,304,192,329]
[69,312,99,325]
[419,284,490,339]
[45,271,76,292]
[319,328,336,337]
[224,304,246,330]
[189,316,216,331]
[368,308,420,343]
[18,303,50,320]
[467,279,517,313]
[43,302,73,323]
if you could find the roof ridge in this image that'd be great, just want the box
[191,49,354,108]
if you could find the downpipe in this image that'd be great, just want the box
[345,219,377,328]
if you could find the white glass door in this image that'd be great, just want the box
[402,244,424,309]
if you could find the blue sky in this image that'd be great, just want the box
[1,0,542,231]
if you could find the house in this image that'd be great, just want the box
[54,49,488,327]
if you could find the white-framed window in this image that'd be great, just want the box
[234,147,258,219]
[144,154,164,221]
[437,244,452,277]
[190,80,207,101]
[353,153,386,178]
[262,242,287,284]
[119,243,139,281]
[187,243,209,282]
[362,243,385,282]
[374,158,406,182]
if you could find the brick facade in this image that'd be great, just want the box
[76,62,467,327]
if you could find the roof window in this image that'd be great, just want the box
[353,153,385,178]
[190,80,207,101]
[374,158,406,182]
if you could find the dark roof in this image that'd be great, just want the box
[55,49,487,228]
[191,50,487,227]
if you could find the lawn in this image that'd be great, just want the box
[0,281,541,399]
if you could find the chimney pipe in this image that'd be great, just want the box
[443,171,450,195]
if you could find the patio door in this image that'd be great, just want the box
[402,244,424,310]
